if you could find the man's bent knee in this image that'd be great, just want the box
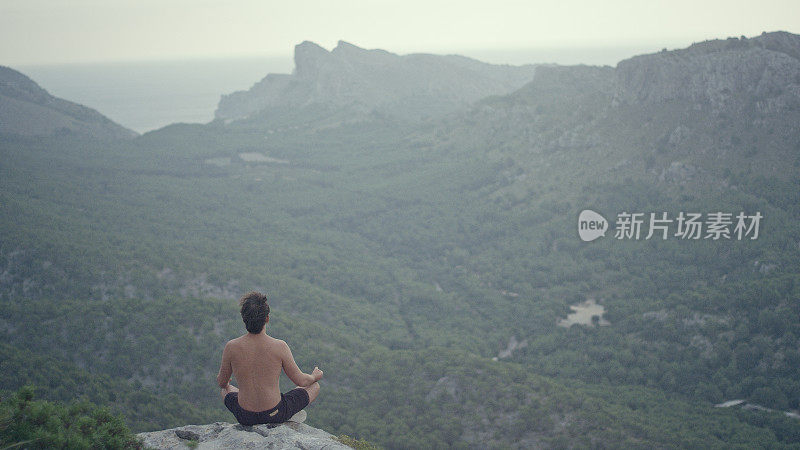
[220,384,238,399]
[302,381,320,404]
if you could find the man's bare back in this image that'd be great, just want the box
[218,291,321,425]
[217,332,322,411]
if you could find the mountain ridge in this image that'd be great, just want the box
[437,30,800,197]
[214,40,538,125]
[613,31,800,113]
[0,65,137,139]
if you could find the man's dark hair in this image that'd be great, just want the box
[239,291,269,334]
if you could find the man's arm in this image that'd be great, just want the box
[279,340,322,387]
[216,341,233,388]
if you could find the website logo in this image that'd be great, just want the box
[577,210,763,241]
[578,209,608,242]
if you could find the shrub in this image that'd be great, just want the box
[0,386,142,449]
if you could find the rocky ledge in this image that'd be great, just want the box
[137,421,352,449]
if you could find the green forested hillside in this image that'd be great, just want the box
[2,34,800,448]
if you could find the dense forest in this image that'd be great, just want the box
[2,33,800,448]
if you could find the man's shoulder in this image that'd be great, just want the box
[271,338,290,353]
[227,335,247,346]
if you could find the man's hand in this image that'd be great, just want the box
[312,366,323,382]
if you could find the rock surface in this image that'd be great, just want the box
[614,32,800,114]
[137,421,352,449]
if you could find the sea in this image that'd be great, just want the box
[16,44,674,135]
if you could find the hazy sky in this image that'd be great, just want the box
[1,0,799,65]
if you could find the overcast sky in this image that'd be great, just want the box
[1,0,799,65]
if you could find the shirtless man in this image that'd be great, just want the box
[217,291,323,425]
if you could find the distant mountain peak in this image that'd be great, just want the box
[216,41,537,125]
[334,40,358,50]
[331,40,393,57]
[293,41,333,77]
[295,40,328,55]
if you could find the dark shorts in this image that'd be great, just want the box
[224,389,309,426]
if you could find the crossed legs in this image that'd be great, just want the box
[220,383,239,399]
[299,381,320,404]
[219,382,318,404]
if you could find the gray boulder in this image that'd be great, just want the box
[137,421,352,449]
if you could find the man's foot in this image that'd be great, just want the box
[287,410,306,423]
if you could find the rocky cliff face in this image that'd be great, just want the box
[439,31,800,190]
[137,421,352,449]
[215,40,537,124]
[614,32,800,115]
[0,66,137,139]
